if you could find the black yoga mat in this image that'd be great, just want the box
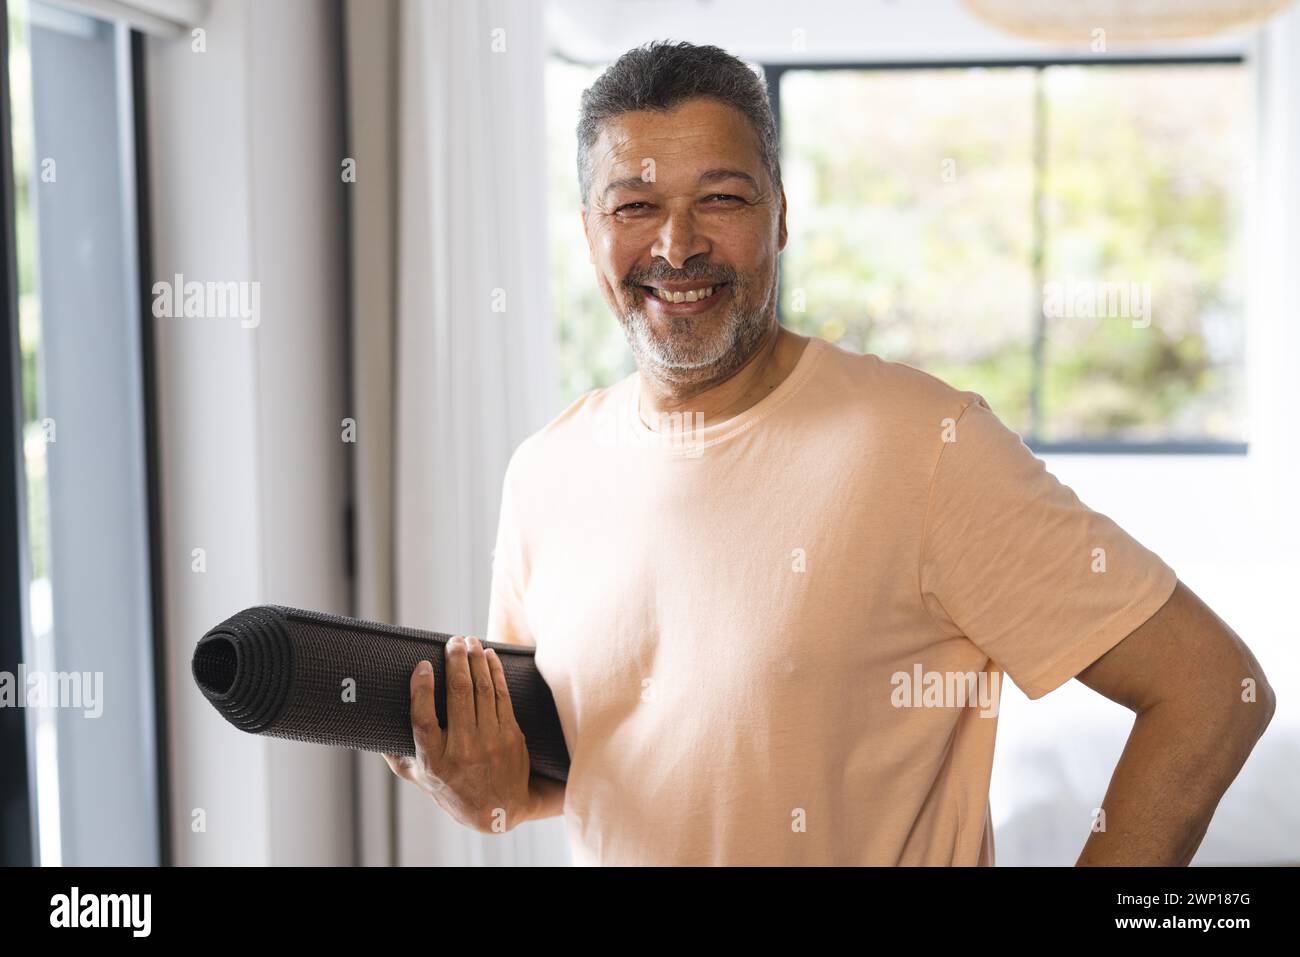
[191,604,569,782]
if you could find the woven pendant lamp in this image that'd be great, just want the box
[962,0,1297,42]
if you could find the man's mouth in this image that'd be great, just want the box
[638,282,729,305]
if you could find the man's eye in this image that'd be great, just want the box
[707,194,743,203]
[615,202,651,213]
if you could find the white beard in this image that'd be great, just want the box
[623,283,773,375]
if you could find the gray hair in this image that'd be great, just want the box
[576,40,782,208]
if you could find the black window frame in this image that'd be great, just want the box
[765,55,1250,456]
[0,0,34,868]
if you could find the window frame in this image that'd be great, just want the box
[0,0,35,868]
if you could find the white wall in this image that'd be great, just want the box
[145,0,353,865]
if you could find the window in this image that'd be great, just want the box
[1,0,161,865]
[546,56,632,405]
[772,59,1251,451]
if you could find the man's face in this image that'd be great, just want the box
[581,97,787,383]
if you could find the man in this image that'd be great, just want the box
[383,40,1275,866]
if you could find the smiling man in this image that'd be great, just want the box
[386,40,1275,866]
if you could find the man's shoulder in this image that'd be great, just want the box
[809,336,986,421]
[504,372,635,479]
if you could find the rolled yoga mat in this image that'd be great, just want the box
[191,604,569,782]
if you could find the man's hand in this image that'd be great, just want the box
[381,635,535,835]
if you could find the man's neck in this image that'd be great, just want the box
[637,325,810,431]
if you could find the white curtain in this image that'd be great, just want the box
[346,0,565,866]
[149,0,353,865]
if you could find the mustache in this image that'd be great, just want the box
[623,263,738,290]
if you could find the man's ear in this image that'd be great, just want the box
[777,185,788,253]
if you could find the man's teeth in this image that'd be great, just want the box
[649,285,718,303]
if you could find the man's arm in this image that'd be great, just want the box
[1072,578,1276,865]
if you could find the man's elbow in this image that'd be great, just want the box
[1160,669,1276,753]
[1216,674,1275,752]
[1206,640,1276,741]
[1242,649,1277,733]
[1255,678,1278,732]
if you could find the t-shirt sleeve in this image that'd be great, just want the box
[918,395,1178,700]
[485,448,537,649]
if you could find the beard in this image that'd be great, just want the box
[617,267,776,387]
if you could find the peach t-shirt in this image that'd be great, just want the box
[486,335,1177,865]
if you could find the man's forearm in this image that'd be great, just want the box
[522,775,566,825]
[1076,696,1273,865]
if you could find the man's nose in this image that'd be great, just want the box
[650,208,710,270]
